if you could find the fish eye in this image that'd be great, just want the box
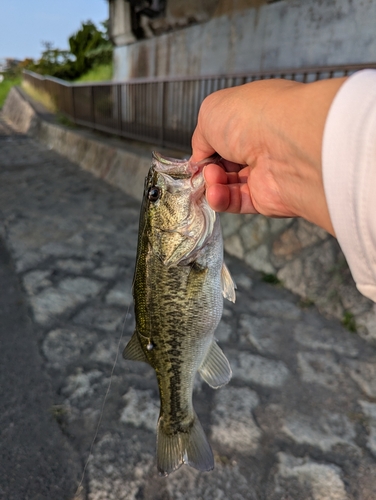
[148,186,161,202]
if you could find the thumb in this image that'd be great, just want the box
[190,123,216,163]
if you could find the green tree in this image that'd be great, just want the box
[68,21,111,76]
[30,21,112,80]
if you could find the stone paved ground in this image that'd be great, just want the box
[1,117,376,500]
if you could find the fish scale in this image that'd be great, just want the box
[123,152,236,476]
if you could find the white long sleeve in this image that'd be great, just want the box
[323,69,376,302]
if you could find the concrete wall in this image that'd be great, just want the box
[114,0,376,79]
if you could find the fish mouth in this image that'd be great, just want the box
[152,152,191,179]
[152,151,221,183]
[152,151,189,165]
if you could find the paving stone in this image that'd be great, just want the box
[42,327,98,369]
[224,233,244,259]
[61,371,109,418]
[271,452,348,500]
[338,281,373,318]
[247,299,301,320]
[89,336,125,365]
[211,386,261,454]
[215,320,232,342]
[30,278,103,324]
[231,352,290,387]
[359,400,376,457]
[55,259,96,274]
[239,215,270,252]
[297,351,344,390]
[269,217,292,234]
[220,212,244,239]
[272,227,303,262]
[59,277,103,296]
[41,240,87,259]
[105,282,133,307]
[282,411,357,452]
[231,273,253,291]
[22,269,52,295]
[86,433,154,500]
[30,288,83,325]
[73,305,126,332]
[357,304,376,342]
[239,314,282,355]
[347,359,376,398]
[245,244,275,274]
[14,248,46,273]
[294,322,359,357]
[166,461,258,500]
[273,219,328,262]
[93,265,120,279]
[120,388,159,432]
[277,258,306,297]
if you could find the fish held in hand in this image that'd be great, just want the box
[123,152,236,476]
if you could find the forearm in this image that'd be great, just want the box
[259,77,347,235]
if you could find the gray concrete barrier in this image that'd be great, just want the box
[2,86,152,202]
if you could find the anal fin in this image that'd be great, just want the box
[221,262,236,303]
[122,330,148,363]
[199,340,232,388]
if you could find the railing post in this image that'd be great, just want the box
[158,81,165,147]
[91,86,95,125]
[71,85,76,122]
[117,84,122,132]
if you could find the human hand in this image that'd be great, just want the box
[191,78,347,235]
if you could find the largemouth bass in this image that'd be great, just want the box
[123,152,236,476]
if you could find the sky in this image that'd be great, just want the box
[0,0,109,61]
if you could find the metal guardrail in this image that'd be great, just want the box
[23,63,376,152]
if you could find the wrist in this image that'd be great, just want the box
[263,77,347,234]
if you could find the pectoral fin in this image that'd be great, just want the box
[122,331,148,363]
[221,262,236,303]
[199,340,232,388]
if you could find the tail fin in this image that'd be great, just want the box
[156,414,214,476]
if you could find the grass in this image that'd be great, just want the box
[342,310,357,333]
[56,112,76,128]
[0,61,112,111]
[299,297,315,308]
[21,80,57,113]
[0,76,22,108]
[261,273,282,285]
[74,63,113,83]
